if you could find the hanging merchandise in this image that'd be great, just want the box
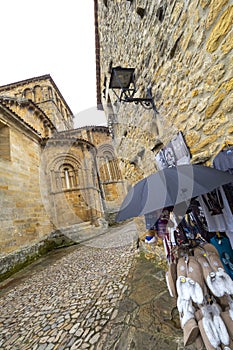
[210,233,233,279]
[175,254,204,346]
[213,144,233,174]
[174,225,189,246]
[167,211,178,247]
[214,143,233,216]
[194,243,233,297]
[202,189,224,216]
[213,146,233,246]
[198,302,231,350]
[199,187,233,234]
[187,199,214,242]
[166,261,178,298]
[167,240,233,349]
[180,215,199,239]
[172,198,214,246]
[163,142,176,167]
[171,131,191,166]
[155,208,171,239]
[155,131,191,169]
[155,149,168,170]
[224,182,233,216]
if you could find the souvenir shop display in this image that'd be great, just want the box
[144,141,233,349]
[116,164,233,223]
[155,131,191,170]
[157,198,233,350]
[116,140,233,348]
[141,186,233,349]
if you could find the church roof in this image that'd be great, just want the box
[0,95,56,132]
[0,101,42,138]
[0,74,74,117]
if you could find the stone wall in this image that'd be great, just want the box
[40,136,105,228]
[42,127,127,226]
[0,114,53,257]
[97,0,233,185]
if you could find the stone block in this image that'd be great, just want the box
[206,6,233,52]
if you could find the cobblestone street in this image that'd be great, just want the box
[0,222,138,350]
[0,222,188,350]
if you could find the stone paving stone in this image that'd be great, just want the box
[0,222,137,349]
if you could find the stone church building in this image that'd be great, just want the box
[0,74,126,278]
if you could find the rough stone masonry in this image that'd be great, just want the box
[97,0,233,183]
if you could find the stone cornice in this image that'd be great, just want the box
[0,96,57,133]
[42,135,96,151]
[0,103,42,141]
[59,125,110,134]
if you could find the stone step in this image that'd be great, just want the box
[55,221,107,244]
[58,221,93,234]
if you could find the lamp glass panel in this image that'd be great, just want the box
[109,67,135,89]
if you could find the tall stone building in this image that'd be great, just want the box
[95,0,233,185]
[0,74,126,278]
[94,2,233,348]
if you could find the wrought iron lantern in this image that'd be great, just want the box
[109,66,157,111]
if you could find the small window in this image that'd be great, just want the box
[0,122,11,161]
[34,85,43,102]
[99,156,121,182]
[60,164,77,190]
[23,88,33,100]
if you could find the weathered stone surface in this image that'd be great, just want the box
[185,131,201,148]
[205,93,225,119]
[228,126,233,134]
[191,135,218,154]
[206,6,233,53]
[98,0,233,177]
[99,251,193,350]
[221,32,233,53]
[206,0,229,29]
[203,114,227,134]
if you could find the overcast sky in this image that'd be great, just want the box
[0,0,107,128]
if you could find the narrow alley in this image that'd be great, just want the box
[0,222,188,350]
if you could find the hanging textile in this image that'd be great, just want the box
[198,187,233,233]
[210,234,233,280]
[213,147,233,174]
[155,208,170,239]
[214,146,233,216]
[213,147,233,247]
[171,131,190,165]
